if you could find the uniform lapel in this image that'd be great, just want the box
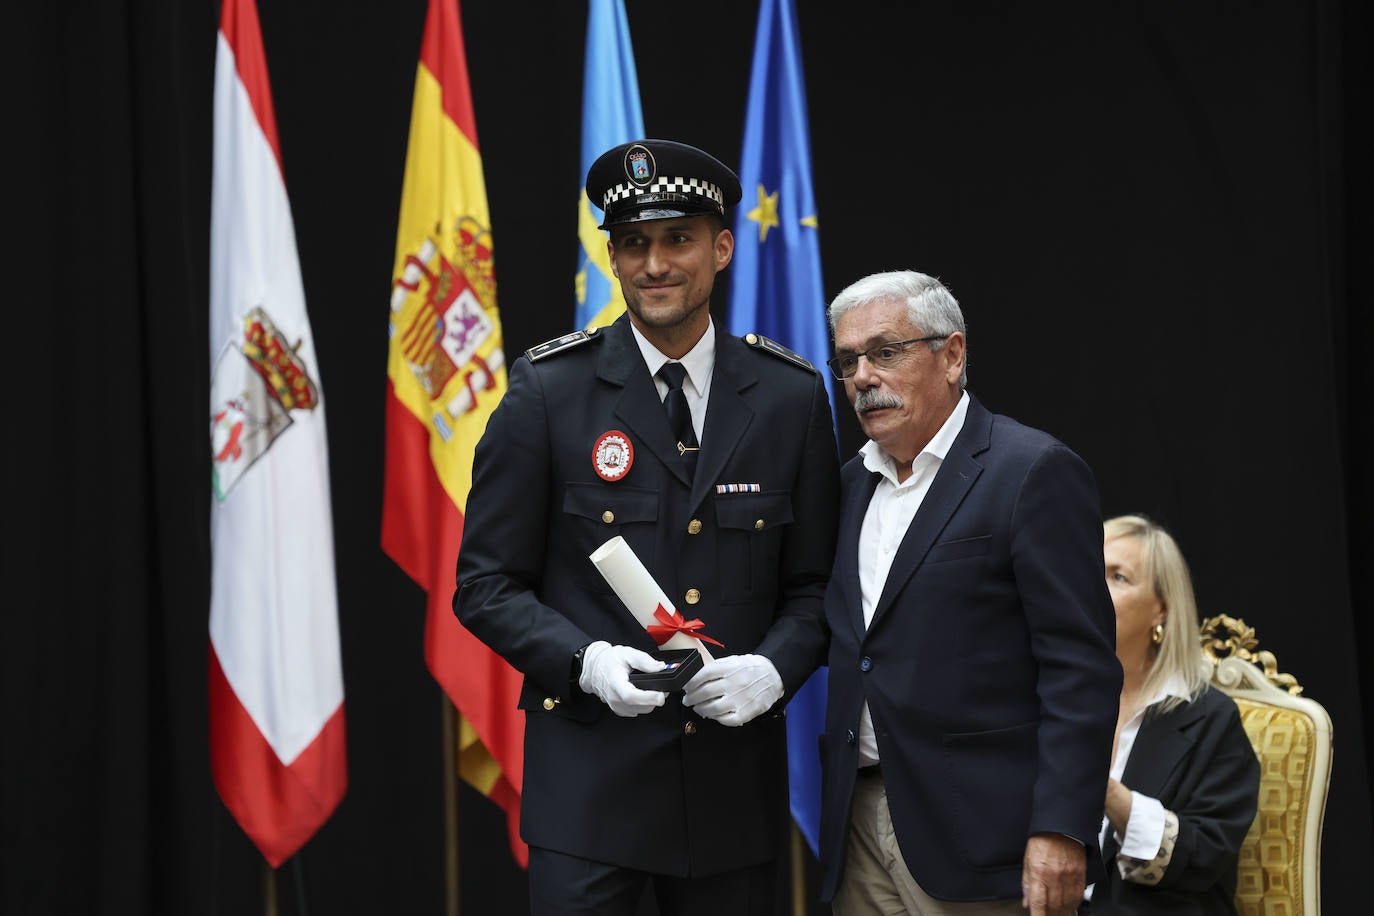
[690,329,756,508]
[597,317,691,488]
[867,397,991,632]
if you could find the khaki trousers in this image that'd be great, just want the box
[832,772,1025,916]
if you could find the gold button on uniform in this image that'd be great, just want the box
[683,722,697,735]
[685,588,701,605]
[601,510,614,524]
[542,698,556,710]
[744,333,759,345]
[754,519,765,530]
[687,519,703,535]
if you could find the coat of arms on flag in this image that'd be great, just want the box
[211,306,321,501]
[390,215,504,439]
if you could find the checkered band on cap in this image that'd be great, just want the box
[601,176,725,211]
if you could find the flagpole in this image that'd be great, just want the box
[291,855,310,915]
[790,823,806,916]
[263,863,278,916]
[442,695,461,916]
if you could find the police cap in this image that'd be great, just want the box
[585,139,743,230]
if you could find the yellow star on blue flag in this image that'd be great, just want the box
[747,184,780,243]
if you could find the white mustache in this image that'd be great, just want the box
[854,390,903,413]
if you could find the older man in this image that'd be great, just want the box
[817,270,1120,915]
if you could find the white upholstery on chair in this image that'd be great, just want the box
[1201,615,1333,916]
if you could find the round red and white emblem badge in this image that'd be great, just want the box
[592,430,634,482]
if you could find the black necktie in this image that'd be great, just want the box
[656,362,698,478]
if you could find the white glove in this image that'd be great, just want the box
[682,654,783,727]
[577,641,668,717]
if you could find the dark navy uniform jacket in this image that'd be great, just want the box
[454,313,840,876]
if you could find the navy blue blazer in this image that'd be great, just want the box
[455,315,840,876]
[818,395,1121,901]
[1093,687,1260,914]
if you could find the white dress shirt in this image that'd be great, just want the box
[630,317,714,443]
[855,391,970,766]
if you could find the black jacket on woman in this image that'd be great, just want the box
[1093,685,1260,915]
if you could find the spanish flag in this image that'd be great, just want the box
[381,0,525,866]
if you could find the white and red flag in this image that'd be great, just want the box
[209,0,346,867]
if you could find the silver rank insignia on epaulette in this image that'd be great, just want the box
[743,333,816,373]
[526,326,601,362]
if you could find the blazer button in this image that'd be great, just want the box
[846,729,856,745]
[685,588,701,605]
[687,519,703,534]
[542,698,557,710]
[684,721,697,736]
[754,518,765,530]
[601,510,615,524]
[860,656,872,672]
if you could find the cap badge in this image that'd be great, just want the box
[593,430,635,482]
[624,144,655,186]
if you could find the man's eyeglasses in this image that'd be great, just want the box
[826,335,950,380]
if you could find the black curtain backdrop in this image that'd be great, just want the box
[7,1,1371,913]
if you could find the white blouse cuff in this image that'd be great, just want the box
[1117,790,1167,860]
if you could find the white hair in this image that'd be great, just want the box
[827,270,968,389]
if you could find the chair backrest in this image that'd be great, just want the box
[1200,614,1333,916]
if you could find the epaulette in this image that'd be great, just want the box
[742,333,816,373]
[526,326,602,362]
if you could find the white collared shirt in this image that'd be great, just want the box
[855,391,970,765]
[630,317,714,443]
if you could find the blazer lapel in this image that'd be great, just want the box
[598,317,691,488]
[868,398,991,631]
[689,329,756,509]
[1121,699,1205,797]
[839,466,881,638]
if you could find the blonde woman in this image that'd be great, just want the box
[1091,515,1260,914]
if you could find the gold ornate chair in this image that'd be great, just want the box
[1200,614,1333,916]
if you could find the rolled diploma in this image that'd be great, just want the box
[589,536,715,663]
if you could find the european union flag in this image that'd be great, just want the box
[574,0,644,331]
[727,0,834,857]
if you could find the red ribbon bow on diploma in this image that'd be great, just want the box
[646,605,724,648]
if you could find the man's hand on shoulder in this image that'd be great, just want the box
[1021,832,1085,916]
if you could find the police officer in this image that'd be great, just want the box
[454,138,840,915]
